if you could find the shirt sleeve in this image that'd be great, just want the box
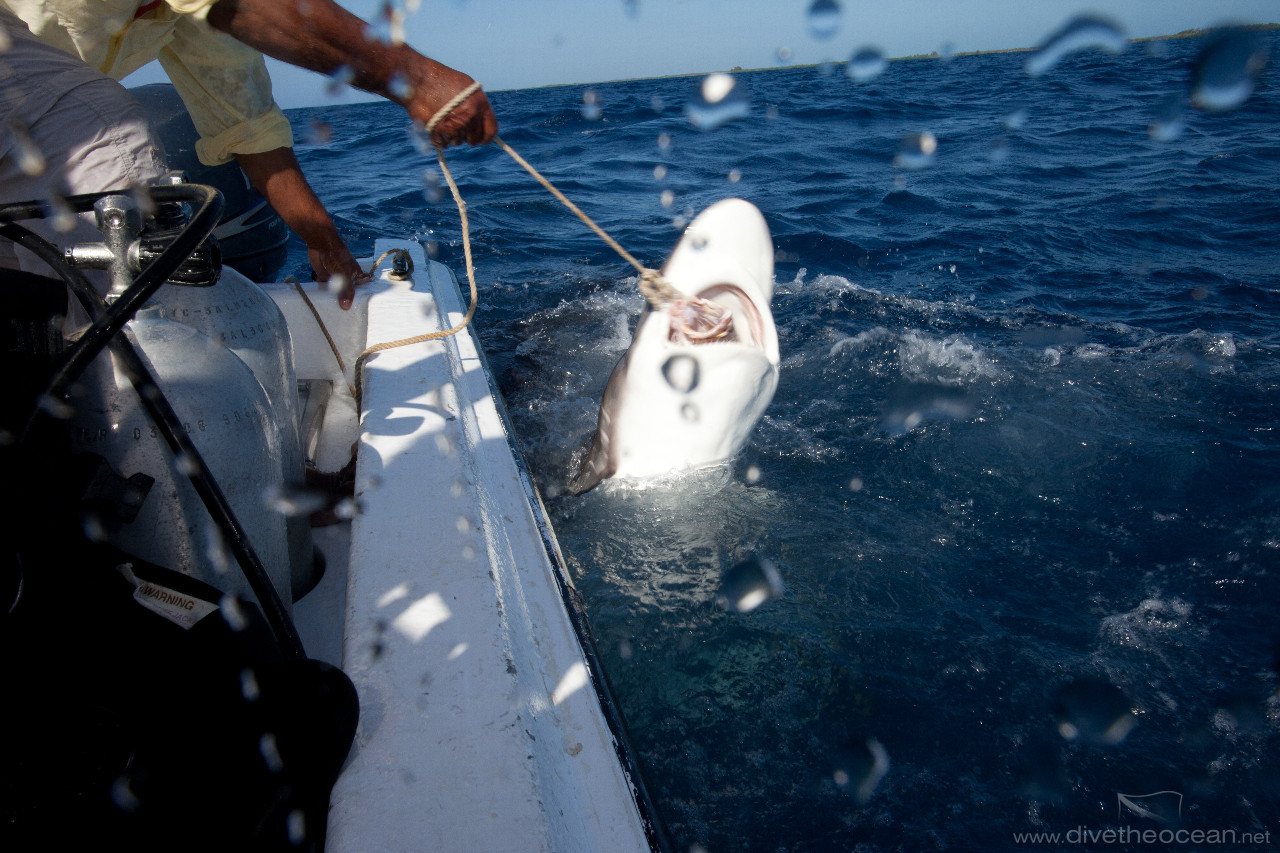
[157,10,294,165]
[162,0,219,19]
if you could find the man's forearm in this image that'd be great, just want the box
[234,146,341,252]
[205,0,476,128]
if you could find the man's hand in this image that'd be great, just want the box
[208,0,498,147]
[307,239,369,310]
[235,147,370,309]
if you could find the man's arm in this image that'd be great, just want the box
[205,0,497,147]
[234,146,366,309]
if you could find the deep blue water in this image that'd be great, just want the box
[288,31,1280,852]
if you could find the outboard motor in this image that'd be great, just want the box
[131,83,289,282]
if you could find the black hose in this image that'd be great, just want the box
[0,193,305,660]
[10,185,224,442]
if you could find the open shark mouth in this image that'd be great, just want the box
[666,284,764,347]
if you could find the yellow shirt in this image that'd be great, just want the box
[2,0,293,165]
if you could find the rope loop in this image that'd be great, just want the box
[638,268,680,309]
[369,247,414,280]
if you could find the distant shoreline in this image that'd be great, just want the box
[507,22,1278,94]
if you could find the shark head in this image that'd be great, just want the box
[569,198,779,494]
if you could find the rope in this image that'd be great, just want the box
[489,136,680,308]
[318,81,672,411]
[352,146,478,409]
[287,276,357,398]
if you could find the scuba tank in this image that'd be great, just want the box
[67,305,295,610]
[128,86,321,599]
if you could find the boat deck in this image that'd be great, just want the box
[276,240,655,852]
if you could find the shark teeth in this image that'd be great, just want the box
[668,297,734,344]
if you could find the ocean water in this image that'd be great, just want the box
[287,30,1280,851]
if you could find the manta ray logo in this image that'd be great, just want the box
[1118,791,1183,824]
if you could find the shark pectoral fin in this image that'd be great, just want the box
[568,439,612,496]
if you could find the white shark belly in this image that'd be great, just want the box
[569,198,780,494]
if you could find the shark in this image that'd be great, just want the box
[568,198,779,495]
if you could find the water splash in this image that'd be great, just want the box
[1024,14,1127,77]
[846,47,888,83]
[717,555,784,613]
[806,0,841,41]
[686,73,749,131]
[1190,27,1269,112]
[893,131,937,170]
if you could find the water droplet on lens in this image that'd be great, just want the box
[6,119,45,176]
[893,132,937,170]
[111,775,142,812]
[389,71,414,99]
[240,667,261,701]
[259,732,285,773]
[845,47,887,83]
[1148,93,1186,141]
[286,809,307,846]
[882,381,973,434]
[1024,14,1127,76]
[46,192,76,232]
[679,401,699,422]
[686,73,749,131]
[657,132,671,149]
[1190,27,1269,112]
[660,189,675,208]
[1052,677,1136,745]
[702,72,735,103]
[82,512,108,542]
[326,64,354,97]
[263,483,327,517]
[717,555,784,613]
[831,738,891,802]
[1002,107,1028,130]
[581,89,602,121]
[662,354,699,392]
[806,0,841,40]
[776,45,793,63]
[745,465,761,484]
[220,595,249,632]
[173,450,199,476]
[37,392,75,419]
[727,169,741,183]
[303,119,333,145]
[333,497,360,519]
[652,164,667,181]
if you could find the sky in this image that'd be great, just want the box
[123,0,1279,108]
